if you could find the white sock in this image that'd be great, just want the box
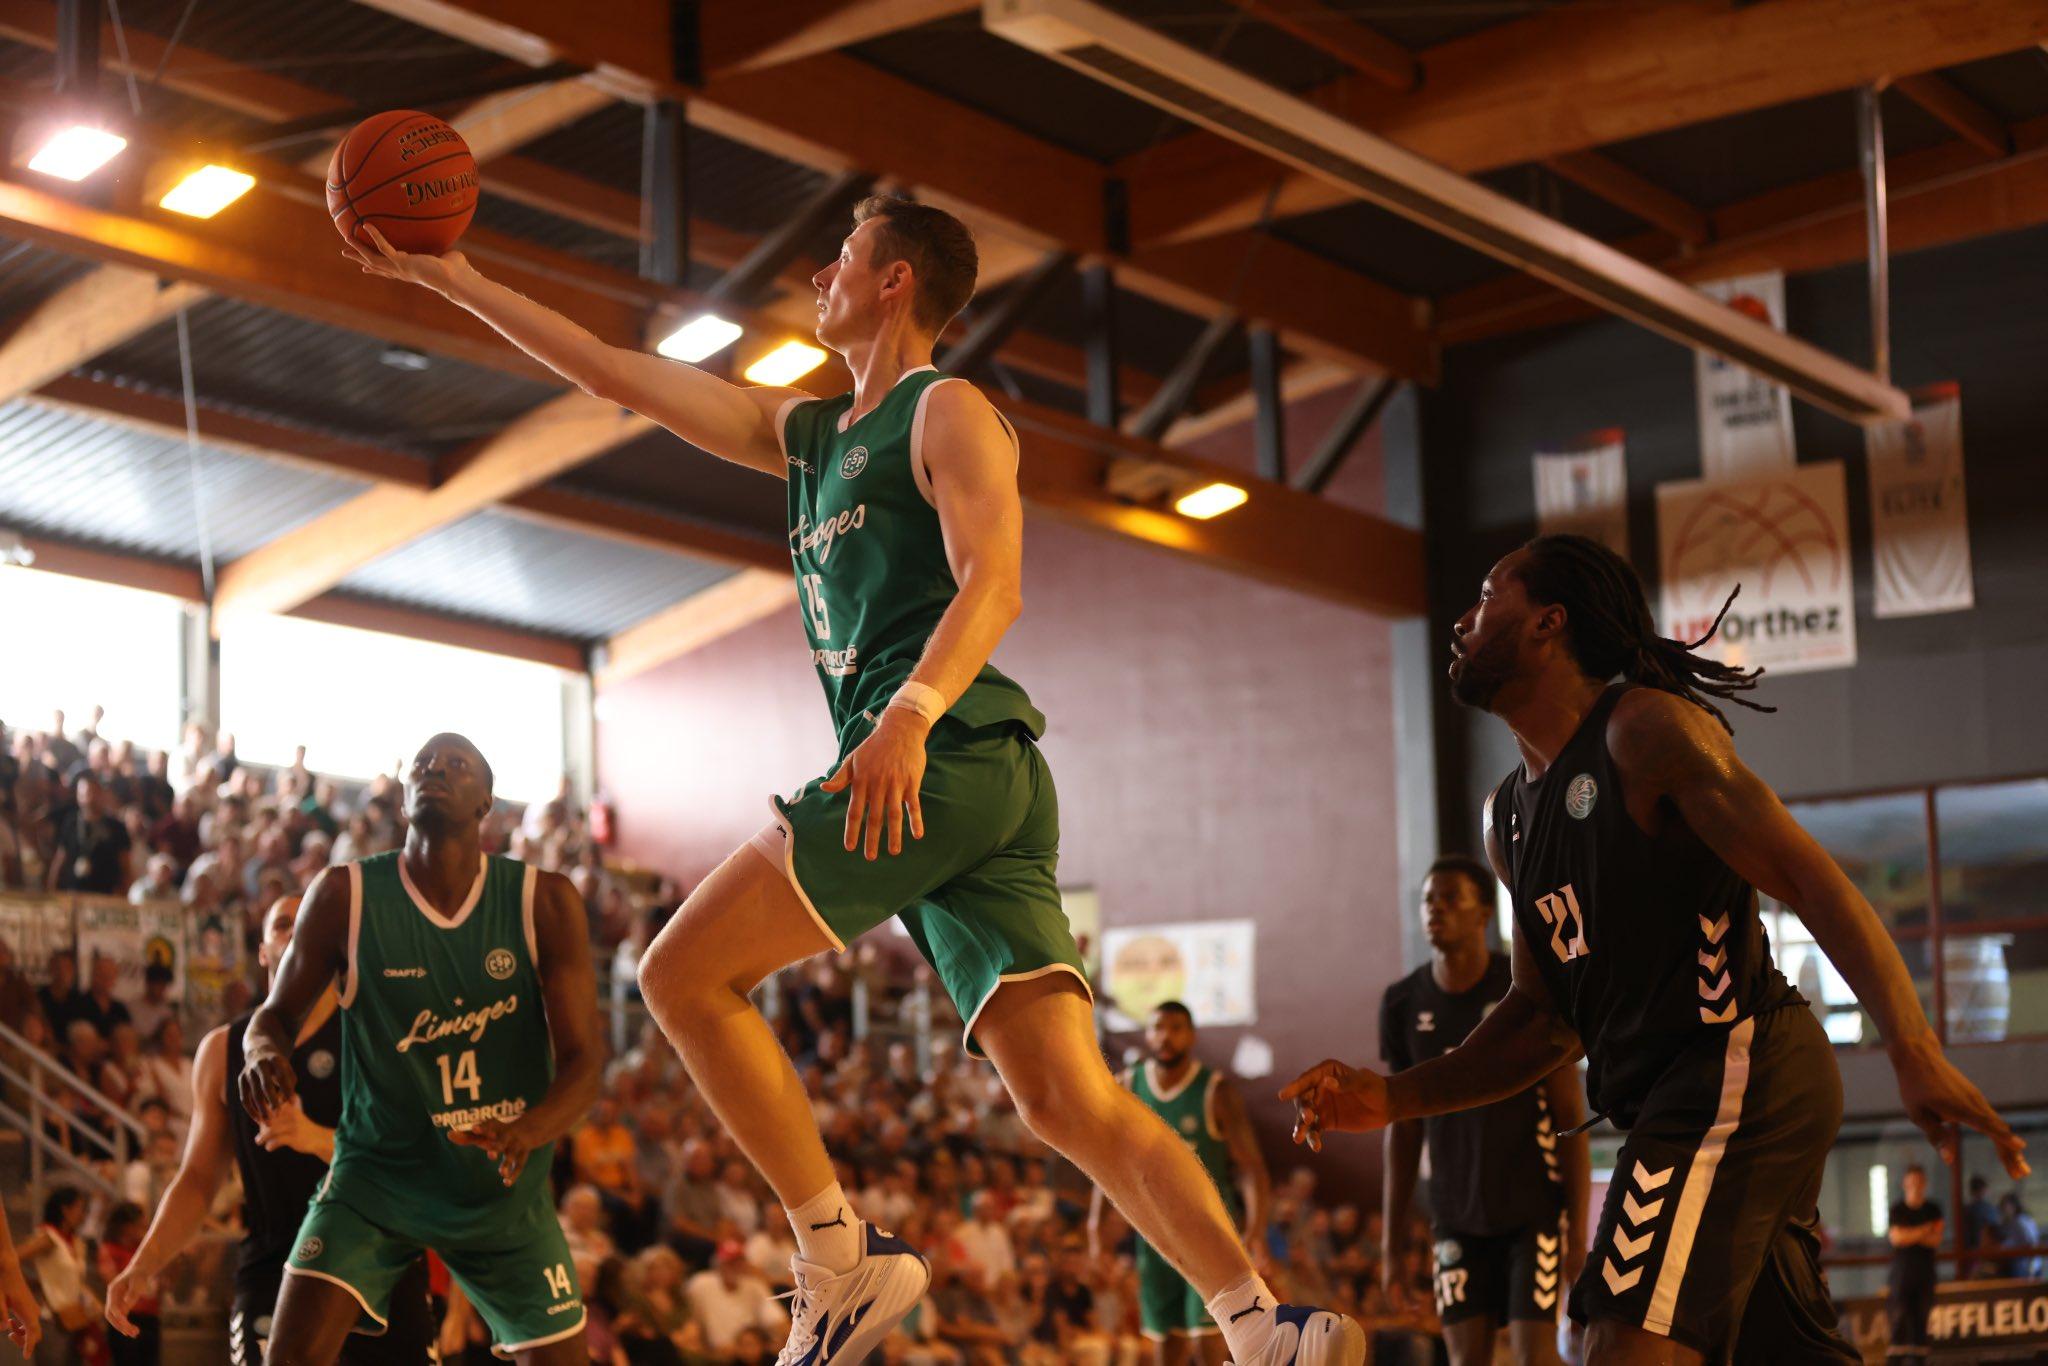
[1209,1272,1279,1362]
[787,1182,860,1273]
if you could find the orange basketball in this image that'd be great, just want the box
[326,110,478,256]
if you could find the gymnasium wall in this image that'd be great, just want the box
[1419,221,2048,851]
[594,385,1410,1192]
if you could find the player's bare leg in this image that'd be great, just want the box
[1442,1318,1497,1366]
[636,844,840,1202]
[1155,1334,1191,1366]
[1196,1331,1228,1366]
[262,1272,365,1365]
[1583,1321,1703,1365]
[977,976,1249,1293]
[1506,1318,1564,1365]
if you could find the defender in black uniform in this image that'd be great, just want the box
[1286,535,2024,1365]
[1381,855,1588,1365]
[105,896,433,1365]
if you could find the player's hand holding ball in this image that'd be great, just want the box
[328,110,478,294]
[449,1115,538,1187]
[1279,1058,1390,1149]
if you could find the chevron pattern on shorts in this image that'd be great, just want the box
[1697,913,1737,1022]
[1534,1090,1562,1184]
[1534,1228,1560,1310]
[1601,1162,1673,1294]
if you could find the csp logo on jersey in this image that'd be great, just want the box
[485,948,516,981]
[297,1237,324,1262]
[1565,773,1598,820]
[1180,1115,1199,1134]
[1434,1239,1461,1268]
[306,1049,336,1080]
[840,446,869,478]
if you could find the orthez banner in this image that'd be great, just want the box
[1533,429,1628,557]
[1866,386,1975,618]
[1656,461,1857,675]
[1695,272,1796,482]
[1100,919,1256,1031]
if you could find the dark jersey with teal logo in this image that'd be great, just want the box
[779,367,1044,747]
[330,853,555,1240]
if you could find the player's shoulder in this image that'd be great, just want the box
[1383,963,1428,1007]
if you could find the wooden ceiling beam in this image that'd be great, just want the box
[1218,0,1417,93]
[1437,115,2048,344]
[594,569,796,687]
[701,1,978,77]
[1122,0,2048,246]
[347,0,1434,380]
[1541,152,1713,249]
[1893,72,2012,158]
[0,266,206,403]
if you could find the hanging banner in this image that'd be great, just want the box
[75,897,184,1003]
[1100,919,1256,1031]
[1657,461,1857,675]
[1696,273,1796,482]
[0,896,73,980]
[1867,386,1974,618]
[1533,429,1629,557]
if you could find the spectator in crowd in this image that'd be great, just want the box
[49,775,132,895]
[1962,1174,2001,1278]
[23,1185,96,1363]
[43,712,81,778]
[148,791,202,877]
[956,1191,1018,1291]
[665,1141,725,1265]
[0,938,36,1030]
[1888,1163,1942,1362]
[97,1202,156,1366]
[1999,1194,2044,1277]
[36,951,85,1039]
[574,1095,654,1252]
[613,1244,706,1364]
[79,953,133,1038]
[138,1018,192,1130]
[560,1184,618,1292]
[714,1159,764,1239]
[128,967,175,1043]
[684,1242,787,1354]
[127,854,179,905]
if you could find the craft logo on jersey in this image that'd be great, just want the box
[485,948,516,981]
[306,1048,336,1080]
[839,445,869,478]
[1416,1010,1435,1033]
[1566,773,1598,820]
[1535,884,1590,964]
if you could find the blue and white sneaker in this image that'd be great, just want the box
[1227,1303,1367,1366]
[776,1223,931,1365]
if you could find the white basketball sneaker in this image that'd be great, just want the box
[1227,1302,1368,1366]
[776,1223,931,1366]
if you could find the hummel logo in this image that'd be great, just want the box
[1228,1298,1266,1324]
[809,1211,850,1231]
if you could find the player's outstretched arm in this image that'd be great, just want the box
[241,868,348,1123]
[822,383,1026,861]
[1213,1077,1273,1250]
[0,1199,39,1354]
[1607,688,2028,1178]
[108,1026,236,1336]
[344,224,804,476]
[449,870,601,1186]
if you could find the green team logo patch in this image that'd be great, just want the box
[1566,773,1598,820]
[839,446,869,478]
[297,1237,324,1261]
[485,948,516,980]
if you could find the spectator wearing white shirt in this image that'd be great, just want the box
[23,1185,96,1358]
[684,1241,788,1352]
[955,1191,1018,1290]
[714,1157,765,1238]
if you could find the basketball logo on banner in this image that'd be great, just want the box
[1656,462,1856,675]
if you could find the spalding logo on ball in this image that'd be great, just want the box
[326,109,479,256]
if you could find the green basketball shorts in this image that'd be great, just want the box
[751,714,1090,1057]
[1136,1239,1217,1339]
[287,1180,585,1357]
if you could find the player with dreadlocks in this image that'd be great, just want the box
[1283,534,2023,1365]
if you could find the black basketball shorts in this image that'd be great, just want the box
[1431,1213,1567,1327]
[1570,1006,1861,1362]
[232,1254,436,1366]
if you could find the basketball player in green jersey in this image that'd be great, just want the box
[347,201,1365,1366]
[1094,1002,1271,1366]
[238,734,602,1364]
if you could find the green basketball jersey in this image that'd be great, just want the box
[1126,1060,1235,1207]
[781,366,1044,747]
[328,852,555,1241]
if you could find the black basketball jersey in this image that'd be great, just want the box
[225,1008,344,1285]
[1381,954,1562,1234]
[1488,684,1799,1126]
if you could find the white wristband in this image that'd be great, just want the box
[887,681,946,724]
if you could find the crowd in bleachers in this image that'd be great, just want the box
[0,709,1446,1364]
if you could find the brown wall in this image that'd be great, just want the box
[594,390,1410,1194]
